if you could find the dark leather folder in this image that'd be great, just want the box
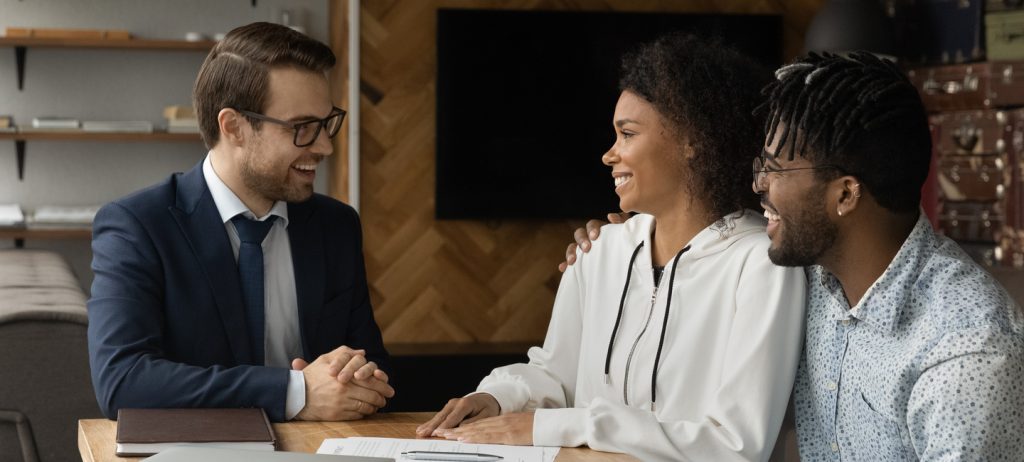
[115,408,276,456]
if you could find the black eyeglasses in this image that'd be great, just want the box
[752,156,844,191]
[235,106,346,147]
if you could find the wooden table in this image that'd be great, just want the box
[78,412,638,461]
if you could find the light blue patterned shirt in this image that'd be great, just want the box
[794,213,1024,461]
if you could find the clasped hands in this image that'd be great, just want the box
[290,215,628,426]
[415,393,535,445]
[292,346,395,421]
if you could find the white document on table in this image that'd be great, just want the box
[317,437,559,462]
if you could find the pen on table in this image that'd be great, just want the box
[401,450,503,461]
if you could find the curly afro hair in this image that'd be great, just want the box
[619,33,771,222]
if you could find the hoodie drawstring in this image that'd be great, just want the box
[651,244,689,409]
[604,242,644,382]
[603,241,691,411]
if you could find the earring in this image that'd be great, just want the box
[838,208,843,216]
[853,183,862,198]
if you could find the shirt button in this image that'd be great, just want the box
[831,442,839,452]
[826,381,837,391]
[841,319,850,325]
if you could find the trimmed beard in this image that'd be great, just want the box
[239,139,315,205]
[767,185,837,267]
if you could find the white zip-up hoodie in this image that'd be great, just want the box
[476,211,806,461]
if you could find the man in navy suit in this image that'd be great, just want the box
[88,22,393,422]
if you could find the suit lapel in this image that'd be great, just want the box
[287,200,325,360]
[168,163,253,364]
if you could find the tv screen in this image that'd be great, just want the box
[436,9,782,219]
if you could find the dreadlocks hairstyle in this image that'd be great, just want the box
[619,34,771,222]
[759,51,932,213]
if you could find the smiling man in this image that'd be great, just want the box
[756,52,1024,460]
[87,22,392,423]
[566,52,1024,460]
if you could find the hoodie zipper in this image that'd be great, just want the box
[622,284,659,405]
[604,240,688,410]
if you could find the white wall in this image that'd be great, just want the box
[0,0,332,291]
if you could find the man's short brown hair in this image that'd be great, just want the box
[193,22,336,148]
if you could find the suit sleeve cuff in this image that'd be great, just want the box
[285,369,306,420]
[533,407,587,447]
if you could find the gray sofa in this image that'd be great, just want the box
[0,250,101,462]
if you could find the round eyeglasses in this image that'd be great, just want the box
[752,156,845,192]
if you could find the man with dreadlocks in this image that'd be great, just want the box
[754,51,1023,460]
[566,51,1024,460]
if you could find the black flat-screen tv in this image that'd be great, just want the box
[436,9,782,219]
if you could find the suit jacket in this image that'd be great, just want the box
[87,162,389,422]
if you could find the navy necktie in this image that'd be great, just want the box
[232,215,277,365]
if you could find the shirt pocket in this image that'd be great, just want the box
[842,390,911,461]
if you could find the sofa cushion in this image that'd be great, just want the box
[0,249,97,462]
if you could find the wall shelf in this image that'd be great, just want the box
[0,37,216,50]
[0,37,215,90]
[0,227,91,248]
[0,131,203,180]
[0,131,201,141]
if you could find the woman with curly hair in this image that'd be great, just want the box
[417,34,806,461]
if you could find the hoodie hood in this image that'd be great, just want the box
[622,209,767,261]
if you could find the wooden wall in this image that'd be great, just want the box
[328,0,825,346]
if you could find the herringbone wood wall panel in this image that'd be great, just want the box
[329,0,824,345]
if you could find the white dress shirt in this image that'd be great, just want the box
[203,154,306,419]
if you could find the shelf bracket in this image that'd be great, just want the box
[15,140,25,180]
[15,46,25,90]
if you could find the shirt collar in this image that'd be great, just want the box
[816,212,935,332]
[202,153,289,227]
[810,266,854,321]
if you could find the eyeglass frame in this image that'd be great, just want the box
[752,154,847,192]
[234,106,346,147]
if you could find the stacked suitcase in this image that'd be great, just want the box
[908,55,1024,268]
[890,0,1024,267]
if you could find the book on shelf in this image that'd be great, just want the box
[31,117,80,129]
[163,105,196,120]
[115,408,276,457]
[164,105,199,133]
[82,120,154,133]
[166,126,200,134]
[18,127,82,133]
[166,118,200,133]
[29,205,100,228]
[0,204,25,227]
